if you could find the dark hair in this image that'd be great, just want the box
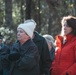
[61,15,76,35]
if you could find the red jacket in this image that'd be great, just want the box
[50,34,76,75]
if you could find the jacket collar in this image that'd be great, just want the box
[56,34,75,44]
[32,31,42,42]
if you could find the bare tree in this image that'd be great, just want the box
[20,0,25,23]
[5,0,13,28]
[25,0,32,19]
[73,0,76,16]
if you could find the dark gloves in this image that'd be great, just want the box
[8,53,20,61]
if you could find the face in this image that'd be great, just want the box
[61,21,73,36]
[17,28,30,41]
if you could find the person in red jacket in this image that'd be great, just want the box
[50,15,76,75]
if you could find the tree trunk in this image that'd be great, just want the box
[36,0,41,33]
[5,0,13,28]
[74,0,76,16]
[25,0,32,19]
[48,15,52,34]
[20,0,25,23]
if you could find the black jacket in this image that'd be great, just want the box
[33,31,52,75]
[0,43,10,75]
[2,39,40,75]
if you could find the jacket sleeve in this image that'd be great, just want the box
[60,46,76,75]
[17,46,39,70]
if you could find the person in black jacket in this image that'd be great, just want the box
[24,19,51,75]
[2,20,40,75]
[32,31,52,75]
[0,33,10,75]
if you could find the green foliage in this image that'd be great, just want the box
[0,27,16,45]
[0,0,76,44]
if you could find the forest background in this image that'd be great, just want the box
[0,0,76,45]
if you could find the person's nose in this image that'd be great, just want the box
[17,31,20,36]
[64,27,66,30]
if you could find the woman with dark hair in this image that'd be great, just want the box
[50,15,76,75]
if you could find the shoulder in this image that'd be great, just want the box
[34,31,46,41]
